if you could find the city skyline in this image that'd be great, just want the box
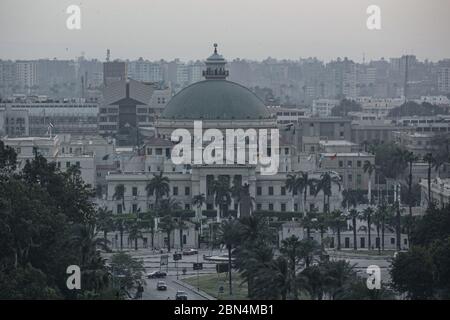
[1,0,450,62]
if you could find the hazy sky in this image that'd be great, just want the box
[1,0,449,62]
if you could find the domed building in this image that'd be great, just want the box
[156,43,276,136]
[104,45,343,250]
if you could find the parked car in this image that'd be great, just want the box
[156,281,167,291]
[175,291,188,300]
[147,271,167,279]
[182,249,198,255]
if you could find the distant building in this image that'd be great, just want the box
[0,106,29,137]
[103,61,127,86]
[438,66,450,94]
[2,134,114,190]
[299,117,352,141]
[267,106,310,124]
[318,152,375,191]
[1,97,98,136]
[15,61,37,91]
[420,177,450,208]
[99,79,170,138]
[311,99,339,117]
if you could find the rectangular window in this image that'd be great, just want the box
[132,187,138,197]
[117,204,122,214]
[339,161,343,168]
[268,186,274,196]
[357,174,362,186]
[257,203,262,210]
[173,186,178,196]
[268,203,274,211]
[132,204,138,213]
[357,160,362,168]
[281,203,286,211]
[185,187,190,196]
[281,187,286,196]
[391,238,395,245]
[257,187,262,196]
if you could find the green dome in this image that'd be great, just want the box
[161,80,271,120]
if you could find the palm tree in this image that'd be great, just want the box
[280,235,303,299]
[361,207,374,250]
[159,215,176,252]
[211,177,232,220]
[96,206,114,242]
[423,153,435,207]
[302,209,317,240]
[286,172,312,213]
[393,148,410,251]
[146,171,170,209]
[328,209,346,251]
[113,214,132,250]
[374,203,393,252]
[113,184,126,211]
[315,172,341,213]
[192,193,206,220]
[176,212,188,250]
[231,183,255,217]
[69,223,109,267]
[158,197,180,252]
[141,211,156,249]
[405,151,419,218]
[269,256,290,300]
[348,209,360,251]
[363,160,376,205]
[127,219,143,251]
[218,218,241,296]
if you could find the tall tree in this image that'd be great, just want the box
[113,184,126,212]
[211,176,232,220]
[315,172,341,213]
[96,207,114,243]
[348,209,360,251]
[146,171,170,209]
[423,153,435,207]
[328,209,347,251]
[218,219,241,296]
[361,207,374,250]
[363,160,376,205]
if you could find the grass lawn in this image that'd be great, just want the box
[183,273,249,300]
[330,249,397,257]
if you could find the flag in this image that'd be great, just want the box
[330,153,337,160]
[307,155,312,161]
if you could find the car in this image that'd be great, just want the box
[175,291,188,300]
[182,249,198,255]
[156,281,167,291]
[147,271,167,279]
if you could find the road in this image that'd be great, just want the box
[103,248,224,300]
[142,275,207,300]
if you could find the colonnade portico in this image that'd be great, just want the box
[191,164,257,219]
